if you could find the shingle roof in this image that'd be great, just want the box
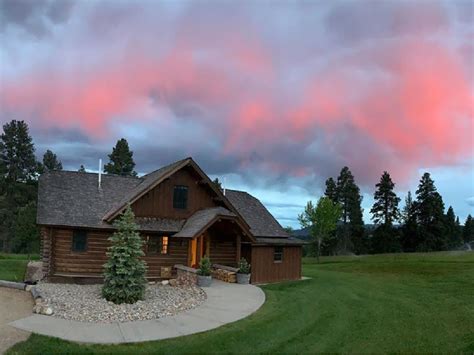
[225,190,289,238]
[37,171,142,229]
[37,160,291,241]
[254,237,306,245]
[174,207,236,238]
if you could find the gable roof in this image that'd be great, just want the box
[174,207,236,238]
[102,158,190,222]
[37,158,289,240]
[225,190,289,238]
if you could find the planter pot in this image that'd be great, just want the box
[197,275,212,287]
[237,273,251,285]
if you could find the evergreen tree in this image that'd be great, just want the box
[445,206,463,249]
[102,205,147,304]
[335,167,365,254]
[464,215,474,244]
[400,191,419,252]
[104,138,137,176]
[370,172,401,253]
[0,120,39,251]
[78,165,86,172]
[324,177,337,202]
[42,150,63,172]
[0,120,37,182]
[370,171,400,226]
[213,178,223,191]
[415,173,447,251]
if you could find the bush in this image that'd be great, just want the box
[102,205,147,304]
[197,256,212,276]
[238,258,251,274]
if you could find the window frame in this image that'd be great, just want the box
[146,235,170,255]
[72,230,87,252]
[273,246,283,263]
[173,185,189,210]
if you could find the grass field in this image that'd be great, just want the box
[7,252,474,354]
[0,253,39,282]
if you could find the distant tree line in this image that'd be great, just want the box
[299,166,473,256]
[0,120,138,253]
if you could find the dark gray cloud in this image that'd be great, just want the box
[0,0,75,37]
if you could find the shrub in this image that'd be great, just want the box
[238,258,251,274]
[102,205,147,304]
[197,256,212,276]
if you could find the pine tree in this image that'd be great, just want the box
[324,177,337,202]
[213,178,223,191]
[104,138,137,176]
[0,120,38,182]
[370,172,400,226]
[445,206,463,249]
[78,165,86,172]
[335,167,365,254]
[42,150,63,172]
[102,205,147,304]
[464,215,474,244]
[400,191,419,252]
[415,173,447,251]
[370,172,401,253]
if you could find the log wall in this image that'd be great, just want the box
[250,246,302,284]
[209,233,238,267]
[48,228,189,279]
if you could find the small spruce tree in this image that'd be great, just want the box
[102,205,147,304]
[42,149,63,172]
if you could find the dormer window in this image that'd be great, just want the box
[173,185,188,209]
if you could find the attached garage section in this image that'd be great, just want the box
[250,245,302,284]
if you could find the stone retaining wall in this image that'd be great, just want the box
[174,265,198,286]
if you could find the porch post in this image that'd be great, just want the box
[236,234,241,264]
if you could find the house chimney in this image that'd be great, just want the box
[98,159,102,189]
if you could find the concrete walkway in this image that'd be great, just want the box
[0,288,33,354]
[9,280,265,344]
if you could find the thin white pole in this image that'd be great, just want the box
[98,159,102,189]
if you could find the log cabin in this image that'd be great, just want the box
[36,157,304,284]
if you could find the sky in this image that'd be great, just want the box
[0,0,473,228]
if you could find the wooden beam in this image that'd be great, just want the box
[236,234,241,263]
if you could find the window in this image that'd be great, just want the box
[274,246,283,262]
[72,230,87,252]
[173,185,188,209]
[147,236,169,255]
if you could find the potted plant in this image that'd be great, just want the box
[197,256,212,287]
[237,258,251,284]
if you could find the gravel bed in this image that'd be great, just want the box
[36,283,206,323]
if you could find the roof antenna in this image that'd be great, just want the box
[98,159,102,190]
[223,176,226,196]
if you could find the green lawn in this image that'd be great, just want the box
[8,252,474,354]
[0,253,38,282]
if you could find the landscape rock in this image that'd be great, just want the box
[24,261,43,283]
[36,282,206,323]
[161,280,169,286]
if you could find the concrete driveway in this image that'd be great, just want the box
[0,288,32,354]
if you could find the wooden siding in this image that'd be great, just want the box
[250,246,301,284]
[132,167,219,219]
[50,228,188,278]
